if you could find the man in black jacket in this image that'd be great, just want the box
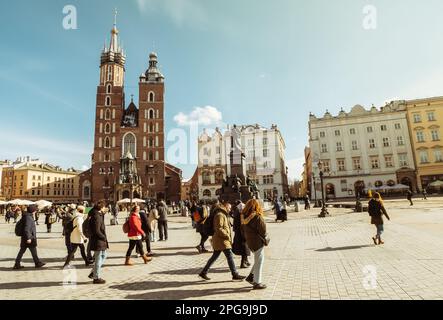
[87,201,108,284]
[13,205,46,269]
[138,204,153,257]
[157,200,169,241]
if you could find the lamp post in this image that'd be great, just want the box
[317,160,329,218]
[312,172,318,207]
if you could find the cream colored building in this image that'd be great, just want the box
[404,96,443,191]
[1,159,81,203]
[309,102,416,199]
[197,124,289,200]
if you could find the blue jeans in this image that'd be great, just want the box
[202,249,237,276]
[92,250,107,280]
[376,224,384,237]
[252,247,265,284]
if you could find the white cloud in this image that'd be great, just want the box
[286,157,305,181]
[81,165,90,171]
[136,0,208,28]
[174,106,223,127]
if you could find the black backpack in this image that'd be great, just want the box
[368,200,380,217]
[64,217,77,235]
[15,218,25,237]
[203,211,217,236]
[82,216,92,238]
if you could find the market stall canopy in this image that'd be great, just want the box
[35,200,53,209]
[7,199,35,205]
[0,201,8,205]
[429,180,443,187]
[117,198,146,204]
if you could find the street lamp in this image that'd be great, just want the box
[317,160,329,218]
[312,172,318,207]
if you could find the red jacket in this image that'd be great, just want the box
[128,213,145,238]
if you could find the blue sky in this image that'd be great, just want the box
[2,0,443,180]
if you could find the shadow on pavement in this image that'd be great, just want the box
[151,267,232,275]
[315,245,375,252]
[0,281,91,290]
[109,280,228,291]
[125,287,252,300]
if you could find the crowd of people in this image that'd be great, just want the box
[5,191,398,290]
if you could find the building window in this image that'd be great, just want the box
[351,140,358,150]
[202,172,211,185]
[149,177,155,185]
[435,149,443,162]
[203,189,211,197]
[263,137,268,145]
[104,137,111,149]
[398,153,408,166]
[105,109,111,120]
[215,170,224,184]
[367,126,373,133]
[106,84,112,94]
[247,139,254,147]
[149,109,155,119]
[383,137,390,147]
[350,128,356,135]
[431,130,440,141]
[416,131,425,143]
[334,130,340,136]
[321,144,328,153]
[413,114,421,123]
[216,146,221,154]
[263,149,269,157]
[370,157,379,169]
[420,151,429,164]
[369,139,376,149]
[337,159,345,171]
[148,91,155,102]
[149,152,154,161]
[336,142,343,152]
[384,155,393,168]
[320,131,326,138]
[352,158,361,170]
[105,123,111,134]
[340,180,347,192]
[203,148,210,156]
[397,136,404,146]
[395,123,401,130]
[381,125,387,131]
[122,133,136,156]
[375,181,383,188]
[322,160,330,173]
[263,175,274,184]
[427,112,436,121]
[105,96,111,106]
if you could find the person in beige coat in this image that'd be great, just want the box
[199,200,245,281]
[63,206,92,267]
[148,204,159,242]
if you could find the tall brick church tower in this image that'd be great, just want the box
[80,14,182,204]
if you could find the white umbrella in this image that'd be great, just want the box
[0,200,8,206]
[131,198,146,204]
[8,199,35,206]
[429,180,443,187]
[117,198,131,204]
[35,200,52,209]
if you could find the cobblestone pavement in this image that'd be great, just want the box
[1,198,443,300]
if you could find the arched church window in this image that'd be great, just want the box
[149,109,155,119]
[104,137,111,149]
[148,91,155,102]
[106,84,112,94]
[105,109,111,120]
[105,123,111,134]
[122,133,136,157]
[105,96,111,106]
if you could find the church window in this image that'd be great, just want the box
[105,96,111,106]
[105,109,111,120]
[148,91,155,102]
[106,84,112,94]
[104,137,111,149]
[122,133,136,157]
[105,123,111,134]
[149,109,155,119]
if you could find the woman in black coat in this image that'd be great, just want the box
[231,201,250,268]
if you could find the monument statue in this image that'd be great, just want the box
[231,125,242,154]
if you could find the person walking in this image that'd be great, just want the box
[273,199,283,222]
[63,206,92,267]
[13,205,46,269]
[125,206,151,265]
[232,200,251,268]
[194,201,210,253]
[148,203,159,242]
[157,200,169,241]
[368,192,390,245]
[406,189,414,206]
[241,199,268,289]
[422,189,428,200]
[5,207,12,223]
[280,198,288,222]
[304,195,311,210]
[61,204,76,256]
[88,201,108,284]
[138,204,153,257]
[199,200,246,281]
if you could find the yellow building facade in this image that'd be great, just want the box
[405,96,443,191]
[1,163,80,203]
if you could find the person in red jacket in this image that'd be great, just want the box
[125,206,152,265]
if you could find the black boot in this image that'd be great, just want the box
[240,256,248,269]
[246,273,254,284]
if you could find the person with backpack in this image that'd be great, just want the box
[368,192,390,245]
[232,200,251,268]
[124,205,151,265]
[157,200,169,241]
[406,189,414,206]
[87,201,109,284]
[199,200,246,282]
[241,199,268,290]
[63,206,92,267]
[194,201,210,253]
[13,204,46,270]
